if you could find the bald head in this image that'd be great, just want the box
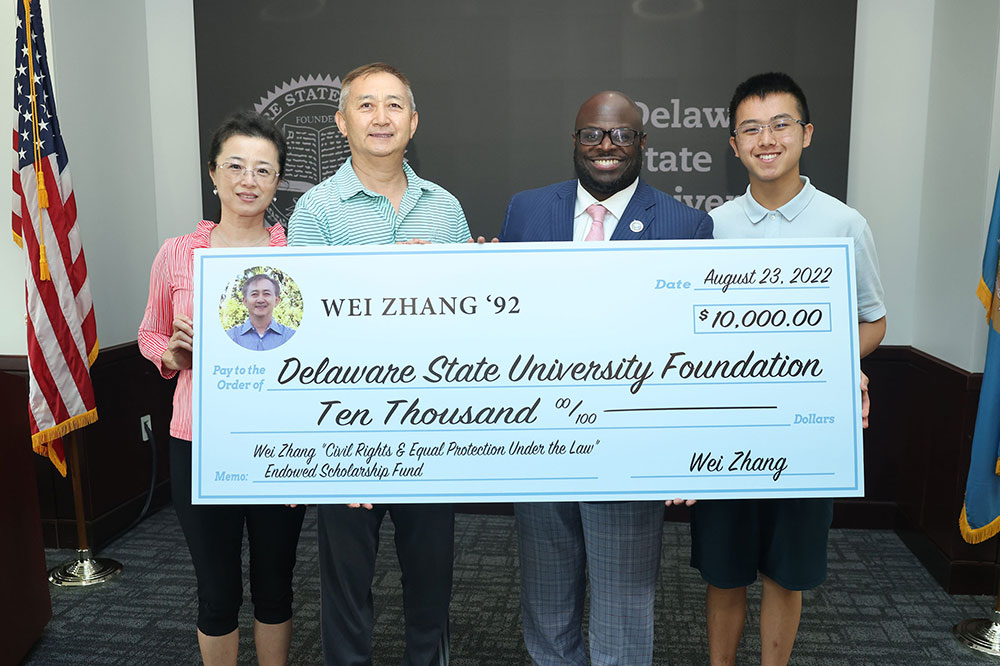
[572,90,646,201]
[575,91,643,131]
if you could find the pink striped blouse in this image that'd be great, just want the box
[138,220,286,440]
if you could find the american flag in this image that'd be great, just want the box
[12,0,98,476]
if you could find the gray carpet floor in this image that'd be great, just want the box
[21,507,1000,665]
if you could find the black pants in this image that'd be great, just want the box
[318,503,454,666]
[171,438,306,636]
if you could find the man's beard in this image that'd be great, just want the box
[573,146,640,197]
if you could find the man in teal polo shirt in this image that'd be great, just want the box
[288,67,469,247]
[288,62,471,666]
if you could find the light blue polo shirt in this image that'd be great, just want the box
[710,176,886,323]
[287,157,471,246]
[227,319,296,351]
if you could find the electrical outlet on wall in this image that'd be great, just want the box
[140,414,152,442]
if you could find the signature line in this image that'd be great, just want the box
[605,405,777,413]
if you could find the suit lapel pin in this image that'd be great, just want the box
[629,219,644,233]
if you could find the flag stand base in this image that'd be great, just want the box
[48,548,122,587]
[954,610,1000,657]
[46,435,124,587]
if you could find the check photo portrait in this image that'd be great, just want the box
[225,272,297,351]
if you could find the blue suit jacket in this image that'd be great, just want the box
[499,179,713,242]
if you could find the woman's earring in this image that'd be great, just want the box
[212,187,218,195]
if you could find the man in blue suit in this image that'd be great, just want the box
[500,91,712,666]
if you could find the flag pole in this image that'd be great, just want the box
[954,172,1000,654]
[953,578,1000,655]
[47,431,122,586]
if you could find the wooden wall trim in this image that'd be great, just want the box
[863,345,991,594]
[4,340,175,550]
[1,343,992,594]
[0,354,27,373]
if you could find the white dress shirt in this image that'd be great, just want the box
[572,177,639,241]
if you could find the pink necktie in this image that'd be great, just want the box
[585,203,606,241]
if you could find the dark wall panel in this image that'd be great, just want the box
[193,0,857,237]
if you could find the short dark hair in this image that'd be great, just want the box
[728,72,810,135]
[339,62,415,111]
[241,273,280,300]
[207,110,287,177]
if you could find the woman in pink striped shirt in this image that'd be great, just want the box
[139,111,305,666]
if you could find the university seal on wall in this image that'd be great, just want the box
[255,74,351,228]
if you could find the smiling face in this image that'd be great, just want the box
[730,92,813,190]
[242,276,279,324]
[335,71,417,161]
[209,134,281,223]
[573,92,646,201]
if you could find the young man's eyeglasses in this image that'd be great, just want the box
[732,117,808,140]
[575,127,644,147]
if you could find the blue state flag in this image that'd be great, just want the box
[961,172,1000,542]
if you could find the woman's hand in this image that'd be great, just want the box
[861,371,870,429]
[161,315,194,371]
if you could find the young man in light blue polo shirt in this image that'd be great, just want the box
[691,72,886,666]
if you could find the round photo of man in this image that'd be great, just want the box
[219,267,303,351]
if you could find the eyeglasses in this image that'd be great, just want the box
[732,117,808,139]
[217,161,280,183]
[575,127,644,147]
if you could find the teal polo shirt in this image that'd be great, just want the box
[287,157,471,246]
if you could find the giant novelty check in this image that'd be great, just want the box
[191,240,864,504]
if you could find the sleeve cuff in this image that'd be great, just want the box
[858,307,887,324]
[138,333,178,380]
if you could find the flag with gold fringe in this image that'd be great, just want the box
[11,0,98,476]
[961,172,1000,542]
